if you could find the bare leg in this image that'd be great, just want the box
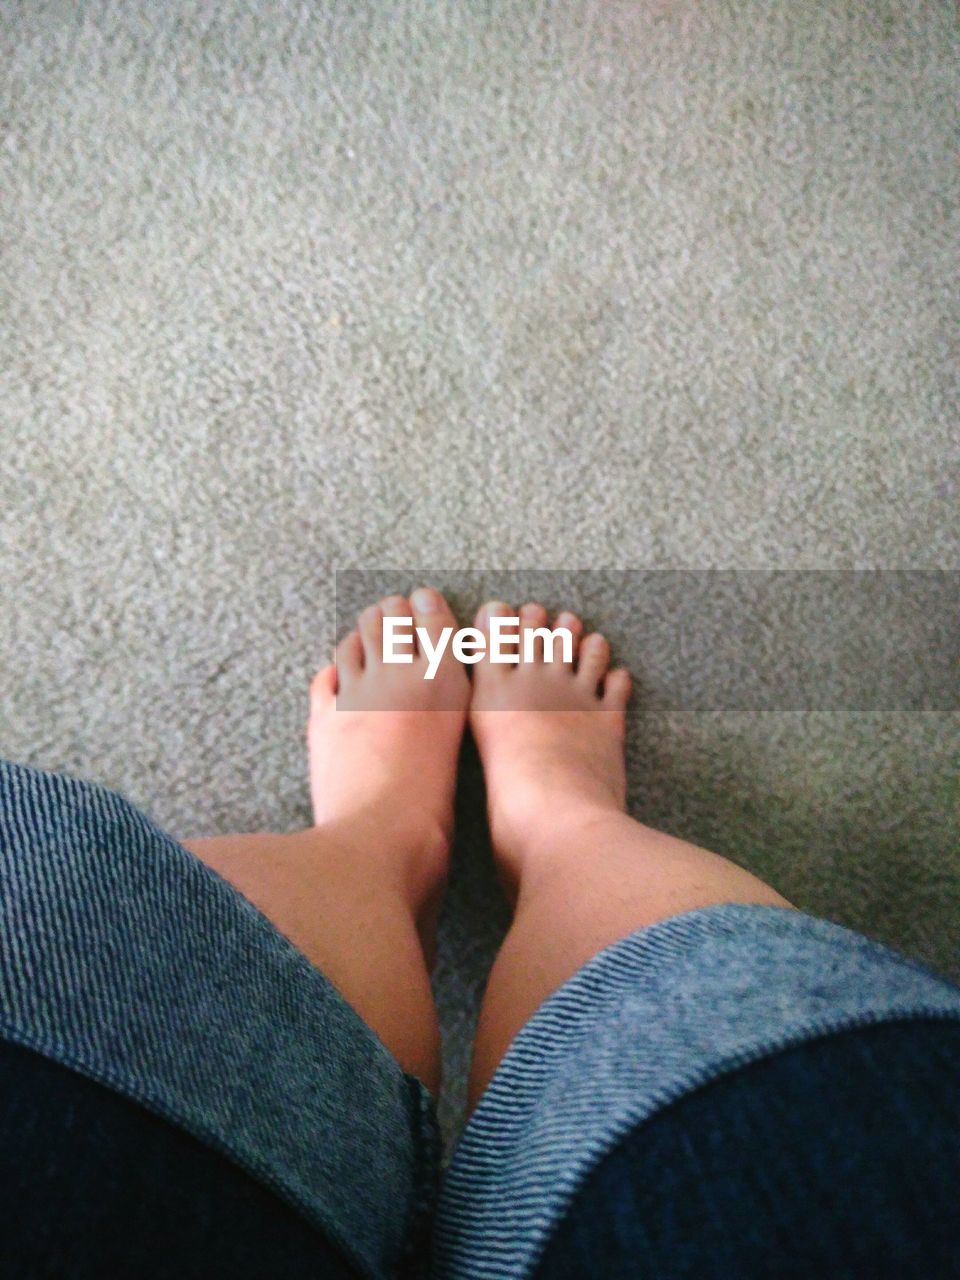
[467,601,792,1105]
[184,588,469,1095]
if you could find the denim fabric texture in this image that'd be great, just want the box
[534,1018,960,1280]
[0,759,438,1280]
[0,1037,362,1279]
[433,903,960,1279]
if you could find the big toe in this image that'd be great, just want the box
[410,586,456,650]
[472,601,515,687]
[410,587,469,704]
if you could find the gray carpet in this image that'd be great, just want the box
[1,0,957,1143]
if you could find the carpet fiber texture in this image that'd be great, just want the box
[1,0,958,1142]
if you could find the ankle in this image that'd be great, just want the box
[492,799,629,897]
[311,808,451,906]
[532,802,629,857]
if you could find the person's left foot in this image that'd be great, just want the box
[468,601,631,897]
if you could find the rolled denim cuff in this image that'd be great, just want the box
[434,903,960,1280]
[0,759,437,1280]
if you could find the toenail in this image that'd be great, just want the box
[412,587,438,613]
[486,601,510,616]
[382,595,406,613]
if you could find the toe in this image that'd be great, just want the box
[519,602,548,662]
[602,667,632,712]
[309,663,338,706]
[335,630,364,681]
[473,601,495,629]
[552,611,583,668]
[410,586,456,652]
[358,604,384,663]
[474,601,515,678]
[577,632,610,694]
[380,593,412,619]
[378,595,414,667]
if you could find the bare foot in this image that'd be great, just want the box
[469,601,632,897]
[183,589,469,1091]
[466,603,793,1103]
[190,586,471,957]
[308,587,470,907]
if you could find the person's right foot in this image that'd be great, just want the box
[469,601,632,898]
[308,587,469,909]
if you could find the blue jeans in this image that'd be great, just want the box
[1,759,958,1279]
